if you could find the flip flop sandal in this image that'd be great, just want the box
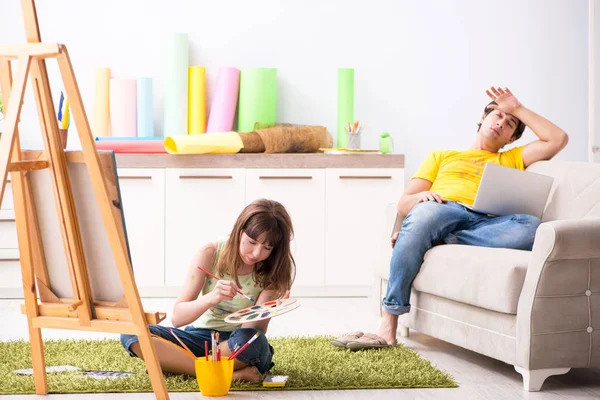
[346,333,392,351]
[330,331,364,348]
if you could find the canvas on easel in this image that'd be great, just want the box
[0,1,169,399]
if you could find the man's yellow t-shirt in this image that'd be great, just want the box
[412,147,525,206]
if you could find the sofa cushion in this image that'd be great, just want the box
[412,244,531,314]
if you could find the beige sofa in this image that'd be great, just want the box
[374,160,600,391]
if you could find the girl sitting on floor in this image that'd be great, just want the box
[120,198,295,382]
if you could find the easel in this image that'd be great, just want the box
[0,1,169,399]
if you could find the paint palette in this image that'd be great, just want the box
[224,298,300,323]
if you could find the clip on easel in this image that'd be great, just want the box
[0,1,169,399]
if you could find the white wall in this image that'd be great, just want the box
[595,0,600,162]
[0,0,593,177]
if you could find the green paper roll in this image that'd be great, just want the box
[163,33,189,137]
[337,68,354,148]
[238,68,277,132]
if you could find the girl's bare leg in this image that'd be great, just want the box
[130,338,195,375]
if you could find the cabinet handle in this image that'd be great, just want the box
[259,176,313,180]
[338,176,392,180]
[0,257,19,262]
[120,176,153,180]
[179,175,233,180]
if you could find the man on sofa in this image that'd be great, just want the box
[344,86,569,350]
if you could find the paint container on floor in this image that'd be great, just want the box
[195,358,234,396]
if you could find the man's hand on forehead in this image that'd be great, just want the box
[485,86,522,116]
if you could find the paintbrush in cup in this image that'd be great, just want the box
[228,332,260,360]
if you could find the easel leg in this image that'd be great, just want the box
[0,57,48,395]
[137,328,170,400]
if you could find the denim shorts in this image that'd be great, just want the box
[120,325,274,374]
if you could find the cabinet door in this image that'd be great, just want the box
[325,169,404,287]
[0,210,18,249]
[1,180,13,210]
[245,169,325,287]
[117,168,165,288]
[165,168,246,287]
[0,249,21,289]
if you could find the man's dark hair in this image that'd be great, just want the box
[477,101,526,141]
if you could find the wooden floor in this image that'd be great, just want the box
[1,297,599,399]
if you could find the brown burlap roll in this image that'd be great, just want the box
[238,125,333,153]
[256,125,333,153]
[238,131,266,153]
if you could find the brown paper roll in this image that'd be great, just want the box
[255,125,333,153]
[238,131,266,153]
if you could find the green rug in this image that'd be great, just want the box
[0,336,456,393]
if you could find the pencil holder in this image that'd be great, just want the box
[59,129,68,149]
[195,358,235,396]
[347,132,361,150]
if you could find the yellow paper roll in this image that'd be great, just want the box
[164,132,243,154]
[93,68,111,137]
[188,66,206,134]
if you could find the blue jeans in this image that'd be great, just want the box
[120,326,274,373]
[382,201,541,316]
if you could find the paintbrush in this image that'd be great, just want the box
[169,329,195,358]
[197,266,255,302]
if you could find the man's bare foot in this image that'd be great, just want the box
[377,311,399,345]
[233,366,261,383]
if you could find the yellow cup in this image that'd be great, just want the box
[195,358,235,396]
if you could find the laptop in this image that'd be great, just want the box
[458,163,554,219]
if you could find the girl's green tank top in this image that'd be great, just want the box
[193,239,263,332]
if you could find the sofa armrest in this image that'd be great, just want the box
[516,217,600,370]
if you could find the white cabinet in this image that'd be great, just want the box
[165,168,246,286]
[117,168,165,288]
[0,161,406,298]
[246,169,326,287]
[325,169,404,287]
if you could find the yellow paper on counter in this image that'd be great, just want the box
[164,131,244,154]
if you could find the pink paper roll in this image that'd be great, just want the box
[110,79,137,137]
[206,67,240,133]
[95,140,166,153]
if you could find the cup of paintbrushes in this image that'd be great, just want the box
[195,358,235,396]
[169,328,234,396]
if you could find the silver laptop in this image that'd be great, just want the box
[458,163,554,219]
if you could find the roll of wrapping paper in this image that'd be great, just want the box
[110,79,137,137]
[95,138,166,153]
[206,67,240,133]
[188,66,206,134]
[137,77,154,137]
[163,33,189,137]
[337,68,354,148]
[93,68,111,137]
[164,132,243,154]
[237,68,277,132]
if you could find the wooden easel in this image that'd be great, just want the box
[0,1,169,399]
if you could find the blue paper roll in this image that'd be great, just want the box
[137,77,154,138]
